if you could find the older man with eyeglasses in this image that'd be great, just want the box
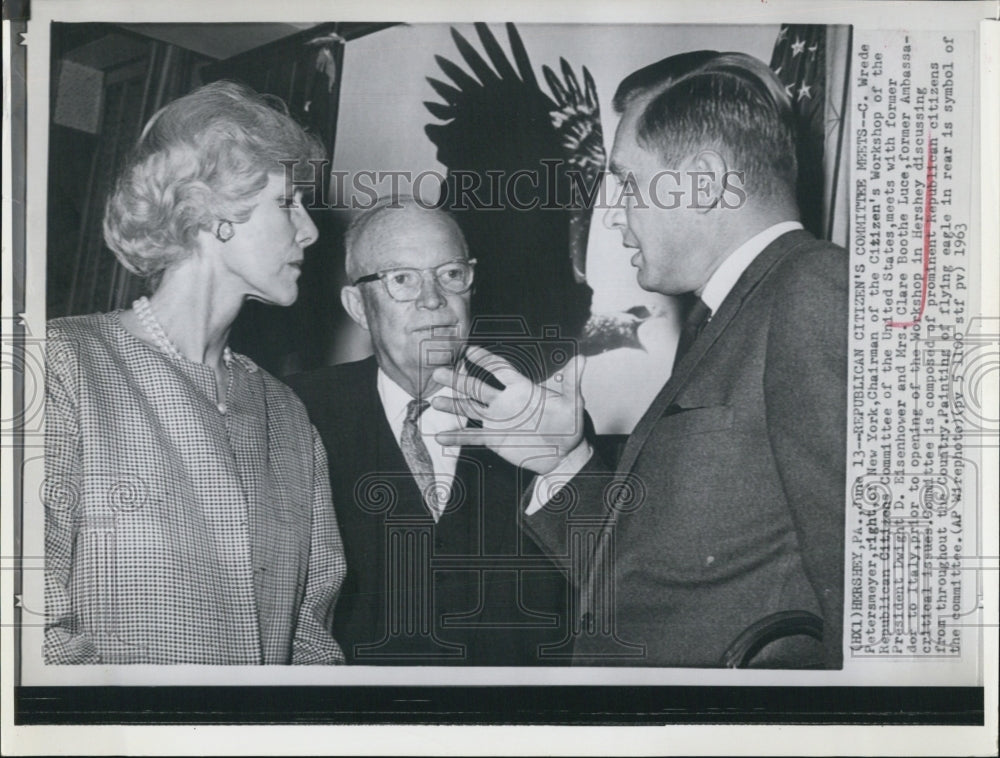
[287,196,568,665]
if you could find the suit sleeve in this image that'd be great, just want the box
[43,329,101,664]
[522,452,616,588]
[291,427,347,664]
[763,248,848,668]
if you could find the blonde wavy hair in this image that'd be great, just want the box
[103,80,325,286]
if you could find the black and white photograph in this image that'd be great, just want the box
[1,0,996,754]
[39,15,855,669]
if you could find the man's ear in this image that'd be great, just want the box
[689,150,730,214]
[341,285,370,331]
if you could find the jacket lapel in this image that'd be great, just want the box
[579,231,818,617]
[359,356,385,483]
[614,230,815,477]
[228,363,268,658]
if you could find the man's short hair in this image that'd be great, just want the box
[612,51,798,201]
[344,196,468,281]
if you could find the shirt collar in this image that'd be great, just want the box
[697,221,804,313]
[376,367,466,442]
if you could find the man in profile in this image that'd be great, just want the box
[432,51,847,668]
[288,197,567,664]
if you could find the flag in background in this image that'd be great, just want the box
[771,23,851,244]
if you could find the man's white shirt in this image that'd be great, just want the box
[526,220,804,516]
[377,368,467,522]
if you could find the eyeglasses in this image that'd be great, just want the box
[353,258,477,302]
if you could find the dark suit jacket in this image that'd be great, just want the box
[525,230,848,668]
[287,357,568,665]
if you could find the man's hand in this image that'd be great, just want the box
[431,346,586,474]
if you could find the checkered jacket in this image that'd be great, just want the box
[44,313,346,664]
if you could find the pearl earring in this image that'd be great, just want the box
[215,220,235,243]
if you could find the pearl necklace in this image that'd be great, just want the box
[133,296,184,361]
[133,296,233,412]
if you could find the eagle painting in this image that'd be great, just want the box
[423,23,656,375]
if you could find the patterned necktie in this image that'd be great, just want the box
[400,398,438,516]
[674,295,712,366]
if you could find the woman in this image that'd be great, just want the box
[44,81,345,664]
